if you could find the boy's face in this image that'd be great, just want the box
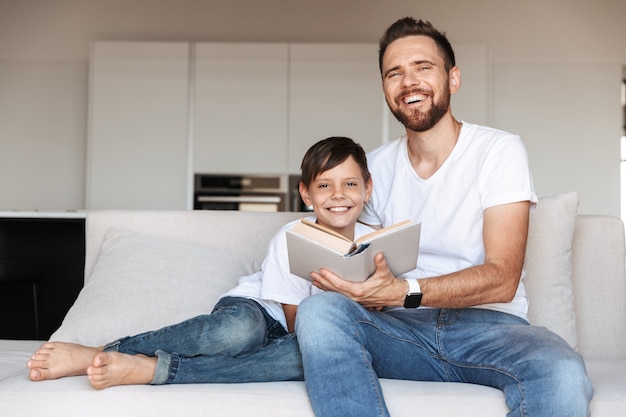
[299,155,372,240]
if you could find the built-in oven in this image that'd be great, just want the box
[288,174,312,212]
[194,174,290,212]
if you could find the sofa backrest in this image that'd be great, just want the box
[571,215,626,359]
[84,210,626,359]
[84,210,304,281]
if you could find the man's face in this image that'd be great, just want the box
[381,35,455,132]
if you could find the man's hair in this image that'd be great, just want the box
[378,17,456,74]
[300,136,371,187]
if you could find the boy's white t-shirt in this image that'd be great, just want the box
[260,216,375,309]
[222,217,375,330]
[360,122,537,320]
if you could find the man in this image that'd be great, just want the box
[294,17,593,417]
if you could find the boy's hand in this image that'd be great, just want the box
[311,253,408,309]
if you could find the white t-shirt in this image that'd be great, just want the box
[360,122,537,319]
[223,217,375,330]
[260,216,375,309]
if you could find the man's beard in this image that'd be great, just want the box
[388,88,450,133]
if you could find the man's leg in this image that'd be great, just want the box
[428,308,593,417]
[295,292,447,417]
[296,293,593,417]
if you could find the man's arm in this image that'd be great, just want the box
[311,201,530,309]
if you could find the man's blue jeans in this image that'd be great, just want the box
[103,296,304,384]
[296,292,593,417]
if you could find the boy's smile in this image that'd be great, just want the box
[299,155,372,241]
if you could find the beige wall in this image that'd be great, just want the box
[1,0,625,215]
[2,0,625,63]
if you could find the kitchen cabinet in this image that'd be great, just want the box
[193,43,289,174]
[193,43,382,175]
[87,42,487,209]
[87,42,191,209]
[288,43,383,173]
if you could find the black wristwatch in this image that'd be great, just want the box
[403,279,423,308]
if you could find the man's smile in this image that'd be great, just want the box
[403,94,427,104]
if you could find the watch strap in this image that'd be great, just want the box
[404,279,423,308]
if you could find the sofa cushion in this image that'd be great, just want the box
[50,228,255,346]
[523,191,579,348]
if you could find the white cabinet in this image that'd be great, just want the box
[87,42,191,209]
[87,42,487,209]
[193,43,289,174]
[193,42,382,175]
[288,43,384,173]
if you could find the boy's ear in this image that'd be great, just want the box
[299,182,312,206]
[364,178,373,202]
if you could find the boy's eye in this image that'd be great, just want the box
[318,183,330,189]
[346,181,358,187]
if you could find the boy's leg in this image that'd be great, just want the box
[153,333,303,384]
[108,297,268,358]
[27,342,101,381]
[105,297,303,384]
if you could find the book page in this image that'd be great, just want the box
[290,220,355,255]
[299,218,352,242]
[355,219,414,244]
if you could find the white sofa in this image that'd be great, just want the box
[1,192,625,416]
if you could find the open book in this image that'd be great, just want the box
[286,218,421,282]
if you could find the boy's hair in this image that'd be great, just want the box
[378,17,456,74]
[300,136,371,187]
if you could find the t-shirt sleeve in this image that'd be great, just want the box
[479,135,538,209]
[260,221,316,306]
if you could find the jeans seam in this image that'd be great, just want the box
[441,357,526,415]
[354,328,390,417]
[354,318,437,359]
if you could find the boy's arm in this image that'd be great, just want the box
[282,304,298,333]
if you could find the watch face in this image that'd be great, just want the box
[404,293,422,309]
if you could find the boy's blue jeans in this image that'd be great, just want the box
[296,292,593,417]
[103,296,303,384]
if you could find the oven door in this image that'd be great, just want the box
[194,194,285,212]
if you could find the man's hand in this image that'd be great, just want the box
[311,200,530,310]
[311,253,408,309]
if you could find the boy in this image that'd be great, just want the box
[27,136,373,389]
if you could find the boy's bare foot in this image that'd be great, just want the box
[27,342,101,381]
[87,351,157,389]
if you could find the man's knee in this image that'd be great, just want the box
[297,292,352,326]
[296,292,354,345]
[521,353,593,416]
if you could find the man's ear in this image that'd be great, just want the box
[449,66,461,94]
[299,182,312,206]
